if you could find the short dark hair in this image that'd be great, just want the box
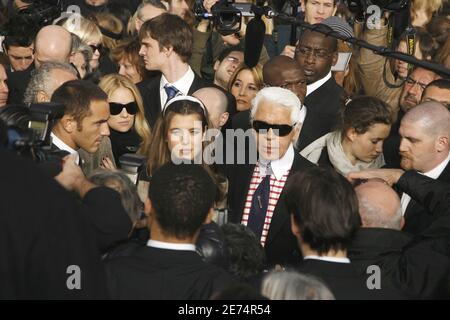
[424,78,450,92]
[217,45,243,63]
[339,96,393,134]
[299,28,338,53]
[51,80,107,130]
[3,34,34,49]
[148,163,216,239]
[139,13,193,62]
[221,223,265,279]
[285,167,361,255]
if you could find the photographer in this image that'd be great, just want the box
[357,12,435,120]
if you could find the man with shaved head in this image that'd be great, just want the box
[347,176,450,299]
[34,25,72,68]
[193,87,229,130]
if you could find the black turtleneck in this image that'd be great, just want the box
[109,128,141,166]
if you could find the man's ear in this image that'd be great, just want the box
[144,197,154,226]
[36,91,49,103]
[436,135,449,152]
[61,115,77,133]
[292,123,302,143]
[218,112,229,128]
[290,214,301,238]
[204,207,215,225]
[213,60,220,72]
[163,45,173,57]
[331,51,339,66]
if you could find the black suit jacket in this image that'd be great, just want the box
[6,64,33,105]
[0,149,111,298]
[296,77,344,151]
[350,171,450,299]
[402,160,450,235]
[105,244,235,299]
[297,259,405,300]
[227,151,315,267]
[137,72,213,128]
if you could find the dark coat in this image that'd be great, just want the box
[227,151,314,267]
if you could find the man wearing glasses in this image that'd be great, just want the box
[227,87,313,268]
[384,67,441,167]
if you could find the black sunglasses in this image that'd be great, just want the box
[89,44,104,53]
[252,120,295,137]
[109,102,138,115]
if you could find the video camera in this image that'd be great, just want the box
[0,0,63,36]
[194,0,255,35]
[3,103,68,168]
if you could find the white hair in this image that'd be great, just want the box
[250,87,306,127]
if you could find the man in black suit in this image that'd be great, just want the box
[0,147,130,298]
[347,173,450,299]
[227,87,312,268]
[137,13,212,127]
[105,163,234,299]
[394,102,450,234]
[50,80,111,167]
[285,166,404,299]
[294,28,344,151]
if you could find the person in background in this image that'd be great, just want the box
[98,74,152,166]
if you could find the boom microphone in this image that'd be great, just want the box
[244,16,266,68]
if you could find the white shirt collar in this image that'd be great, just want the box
[423,152,450,179]
[306,71,332,97]
[304,255,351,264]
[147,239,197,252]
[259,144,295,180]
[50,132,80,164]
[159,66,195,108]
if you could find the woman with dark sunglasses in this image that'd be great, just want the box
[99,74,152,166]
[300,96,393,176]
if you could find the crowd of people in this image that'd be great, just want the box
[0,0,449,300]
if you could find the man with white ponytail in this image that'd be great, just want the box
[227,87,314,268]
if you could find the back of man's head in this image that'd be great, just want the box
[139,12,193,63]
[285,166,361,255]
[148,163,216,239]
[355,180,403,230]
[34,25,72,67]
[51,80,107,128]
[23,62,78,105]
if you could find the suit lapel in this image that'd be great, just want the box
[232,163,255,223]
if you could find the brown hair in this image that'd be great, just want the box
[51,80,107,130]
[227,64,264,93]
[111,37,148,82]
[138,13,193,62]
[95,13,123,51]
[146,99,209,177]
[339,96,393,135]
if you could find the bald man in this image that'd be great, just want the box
[263,55,307,104]
[34,26,72,68]
[193,87,229,130]
[347,175,450,299]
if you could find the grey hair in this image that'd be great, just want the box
[358,197,403,230]
[261,270,335,300]
[70,33,93,76]
[23,62,78,105]
[250,87,306,127]
[88,169,143,224]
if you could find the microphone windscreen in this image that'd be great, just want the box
[244,17,266,68]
